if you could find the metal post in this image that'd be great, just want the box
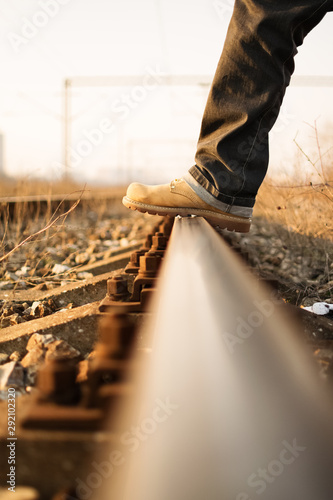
[63,78,71,181]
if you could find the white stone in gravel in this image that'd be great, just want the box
[0,353,9,365]
[23,301,41,317]
[52,263,70,274]
[31,301,41,312]
[60,280,72,286]
[23,307,33,316]
[75,252,90,264]
[77,272,94,280]
[46,247,58,255]
[15,266,30,277]
[103,240,117,247]
[4,271,20,282]
[0,361,25,389]
[303,302,333,315]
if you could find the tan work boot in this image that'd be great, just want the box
[123,178,251,233]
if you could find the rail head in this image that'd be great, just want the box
[99,215,333,500]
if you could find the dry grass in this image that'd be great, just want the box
[255,123,333,242]
[252,142,333,303]
[0,179,126,270]
[254,179,333,295]
[254,180,333,240]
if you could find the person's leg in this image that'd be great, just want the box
[124,0,333,232]
[189,0,333,212]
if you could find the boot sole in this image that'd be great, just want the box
[122,196,251,233]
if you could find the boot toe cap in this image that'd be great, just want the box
[126,182,147,201]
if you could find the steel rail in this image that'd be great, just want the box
[99,216,333,500]
[0,190,125,220]
[0,190,124,205]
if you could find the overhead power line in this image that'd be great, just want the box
[67,74,333,88]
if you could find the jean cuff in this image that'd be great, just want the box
[183,170,253,218]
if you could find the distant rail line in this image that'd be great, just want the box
[0,190,124,220]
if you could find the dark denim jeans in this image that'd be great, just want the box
[189,0,333,209]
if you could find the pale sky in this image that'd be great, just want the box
[0,0,333,185]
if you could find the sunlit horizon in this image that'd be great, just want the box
[0,0,333,185]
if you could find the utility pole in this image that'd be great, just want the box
[63,78,71,181]
[0,134,5,178]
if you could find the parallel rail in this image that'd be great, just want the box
[0,190,125,220]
